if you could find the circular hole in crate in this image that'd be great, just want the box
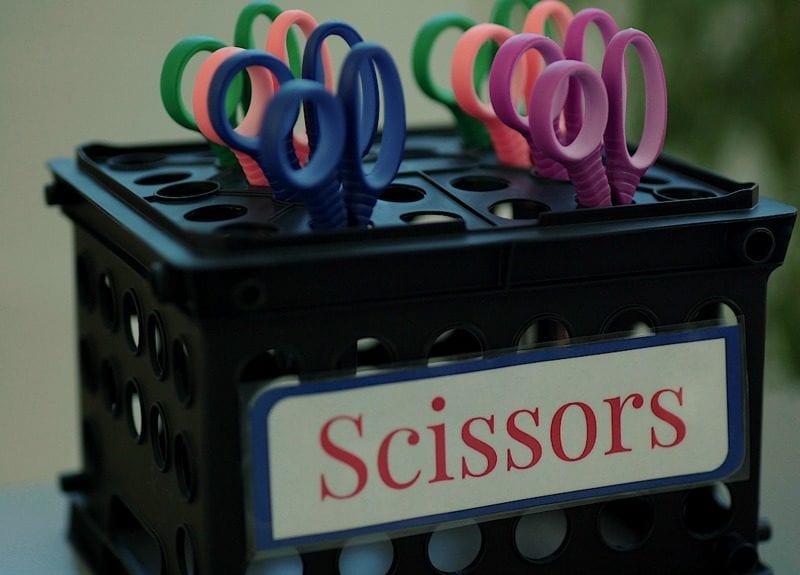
[428,328,484,365]
[82,420,102,473]
[517,317,571,350]
[185,204,247,222]
[743,227,776,263]
[339,536,395,575]
[176,525,197,575]
[514,509,569,562]
[602,308,657,338]
[173,339,193,406]
[175,433,196,501]
[687,299,741,327]
[245,551,303,574]
[490,199,549,220]
[239,349,299,385]
[98,271,118,330]
[682,482,733,538]
[150,403,171,471]
[337,338,395,374]
[427,523,483,573]
[401,211,463,225]
[639,174,668,186]
[135,172,192,186]
[654,187,716,201]
[148,313,167,379]
[100,359,121,416]
[451,175,510,192]
[125,379,145,442]
[80,338,98,393]
[122,290,143,354]
[108,152,167,171]
[76,253,95,310]
[598,497,655,551]
[218,223,280,244]
[727,539,759,574]
[379,184,426,203]
[157,181,220,202]
[233,279,267,311]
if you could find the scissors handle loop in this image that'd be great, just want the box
[602,28,667,205]
[562,9,619,142]
[267,10,334,91]
[531,60,611,207]
[339,43,406,227]
[522,0,573,85]
[160,36,243,167]
[523,0,574,39]
[207,50,295,184]
[412,14,491,150]
[193,47,270,184]
[261,80,347,228]
[489,33,568,178]
[303,21,379,159]
[234,1,302,76]
[452,24,530,168]
[489,0,536,28]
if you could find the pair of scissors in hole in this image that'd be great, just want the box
[260,42,405,229]
[444,0,573,167]
[193,10,334,186]
[160,1,301,167]
[491,19,667,207]
[411,0,565,152]
[490,9,617,179]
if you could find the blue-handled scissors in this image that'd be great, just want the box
[301,21,380,163]
[261,42,406,229]
[206,50,297,191]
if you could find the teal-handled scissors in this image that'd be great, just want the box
[159,1,301,167]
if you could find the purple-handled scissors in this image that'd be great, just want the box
[562,9,620,143]
[530,28,668,207]
[489,33,569,180]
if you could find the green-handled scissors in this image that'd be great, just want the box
[411,0,541,151]
[159,1,302,167]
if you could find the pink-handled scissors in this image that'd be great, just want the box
[521,0,573,90]
[193,46,274,186]
[451,24,531,168]
[489,33,569,179]
[529,28,668,207]
[194,9,334,186]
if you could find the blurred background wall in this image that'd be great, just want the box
[1,0,797,570]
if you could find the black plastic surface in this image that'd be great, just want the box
[49,129,795,574]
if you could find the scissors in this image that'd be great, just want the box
[412,13,492,150]
[528,28,667,207]
[489,33,569,179]
[412,0,571,152]
[160,1,301,167]
[451,24,531,167]
[489,8,615,175]
[475,1,572,175]
[259,42,406,229]
[193,9,334,185]
[301,22,379,164]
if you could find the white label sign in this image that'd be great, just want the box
[248,326,744,550]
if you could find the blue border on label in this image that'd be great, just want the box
[249,325,745,551]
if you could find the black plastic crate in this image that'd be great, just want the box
[47,129,795,574]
